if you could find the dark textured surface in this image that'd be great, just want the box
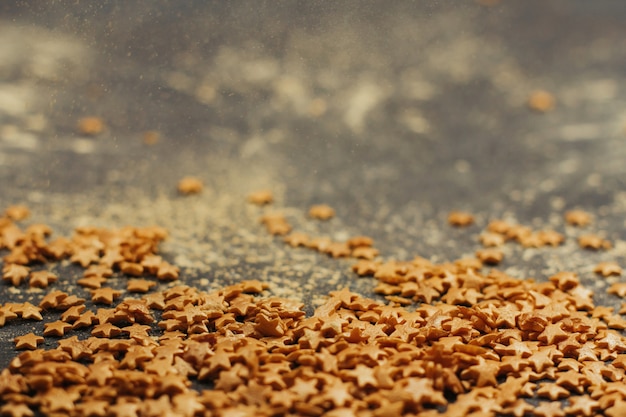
[1,0,626,378]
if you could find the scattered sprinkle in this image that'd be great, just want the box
[177,177,204,195]
[142,130,160,145]
[578,234,612,250]
[565,210,593,227]
[447,211,474,227]
[247,190,274,206]
[77,117,105,136]
[595,262,622,277]
[528,90,556,113]
[308,204,336,220]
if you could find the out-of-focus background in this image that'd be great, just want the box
[1,0,626,366]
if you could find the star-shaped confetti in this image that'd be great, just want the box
[14,333,44,350]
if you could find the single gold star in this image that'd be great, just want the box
[57,336,92,360]
[283,232,310,247]
[324,242,351,258]
[177,176,203,195]
[475,248,504,265]
[121,323,151,340]
[90,287,122,305]
[43,320,72,337]
[91,322,122,338]
[308,204,335,220]
[536,382,570,400]
[120,261,144,277]
[534,401,565,417]
[72,311,96,329]
[14,332,44,350]
[479,232,505,247]
[77,276,107,289]
[247,189,273,206]
[14,302,43,321]
[578,234,611,250]
[156,262,180,281]
[127,279,157,293]
[351,260,379,276]
[548,271,579,290]
[77,116,105,136]
[448,210,474,227]
[351,246,379,260]
[29,270,58,288]
[140,254,163,274]
[0,403,34,417]
[2,264,30,286]
[527,90,555,113]
[563,395,599,417]
[537,229,564,246]
[38,290,68,309]
[565,209,592,226]
[594,261,622,277]
[0,305,18,327]
[70,248,100,267]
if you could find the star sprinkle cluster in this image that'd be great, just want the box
[0,199,625,417]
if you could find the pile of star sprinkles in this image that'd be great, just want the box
[1,197,626,417]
